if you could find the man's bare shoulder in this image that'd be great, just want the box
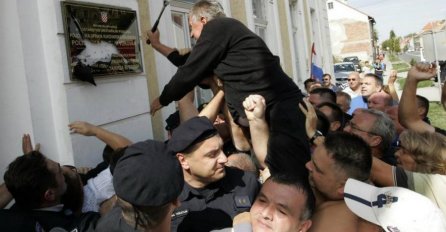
[309,200,381,232]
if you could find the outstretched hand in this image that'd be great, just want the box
[150,97,163,116]
[298,98,318,139]
[69,121,97,136]
[388,70,398,85]
[22,134,40,154]
[243,94,266,121]
[407,62,437,82]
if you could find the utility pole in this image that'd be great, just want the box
[431,29,442,102]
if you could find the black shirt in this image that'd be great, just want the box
[0,208,99,232]
[171,167,260,232]
[159,17,302,123]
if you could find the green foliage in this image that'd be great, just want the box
[428,102,446,130]
[403,44,409,52]
[373,28,379,43]
[388,54,399,62]
[410,58,417,66]
[397,78,433,90]
[381,30,401,53]
[392,63,411,72]
[393,37,401,53]
[390,30,396,39]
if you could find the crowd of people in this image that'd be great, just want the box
[1,1,446,231]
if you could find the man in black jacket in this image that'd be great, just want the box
[150,0,310,177]
[1,151,99,232]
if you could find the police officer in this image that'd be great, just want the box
[96,140,184,232]
[169,116,260,232]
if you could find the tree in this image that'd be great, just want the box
[389,30,396,39]
[381,30,401,54]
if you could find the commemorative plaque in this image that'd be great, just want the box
[61,2,143,84]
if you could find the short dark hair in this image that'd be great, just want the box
[416,95,429,118]
[267,174,315,221]
[4,151,58,209]
[336,91,351,104]
[324,132,372,181]
[317,102,345,130]
[316,109,330,136]
[304,78,317,91]
[364,73,383,87]
[310,88,336,103]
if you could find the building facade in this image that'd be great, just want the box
[0,0,332,177]
[327,0,376,63]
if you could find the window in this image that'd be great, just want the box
[169,8,212,105]
[328,2,333,9]
[252,0,268,41]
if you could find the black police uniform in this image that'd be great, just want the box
[0,208,99,232]
[171,167,260,232]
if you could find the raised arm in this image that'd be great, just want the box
[147,29,176,57]
[198,76,225,122]
[370,157,394,187]
[243,95,268,169]
[398,62,437,133]
[68,121,132,150]
[178,90,199,123]
[22,134,40,154]
[299,99,324,146]
[386,70,399,103]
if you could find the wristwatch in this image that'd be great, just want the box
[309,130,323,145]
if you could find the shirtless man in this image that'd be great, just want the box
[244,96,381,231]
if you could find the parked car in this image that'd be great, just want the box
[334,62,356,86]
[343,56,361,72]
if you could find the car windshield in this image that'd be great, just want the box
[334,64,355,72]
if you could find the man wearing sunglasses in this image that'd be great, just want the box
[344,108,397,165]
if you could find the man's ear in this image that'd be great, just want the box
[200,16,208,25]
[331,121,341,131]
[298,219,312,232]
[176,153,190,170]
[336,178,347,198]
[416,106,426,118]
[44,189,56,202]
[369,135,383,148]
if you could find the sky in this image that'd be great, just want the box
[347,0,446,41]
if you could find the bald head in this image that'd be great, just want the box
[367,92,393,112]
[347,72,361,90]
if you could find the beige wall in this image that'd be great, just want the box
[277,0,293,77]
[229,0,248,25]
[138,0,164,141]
